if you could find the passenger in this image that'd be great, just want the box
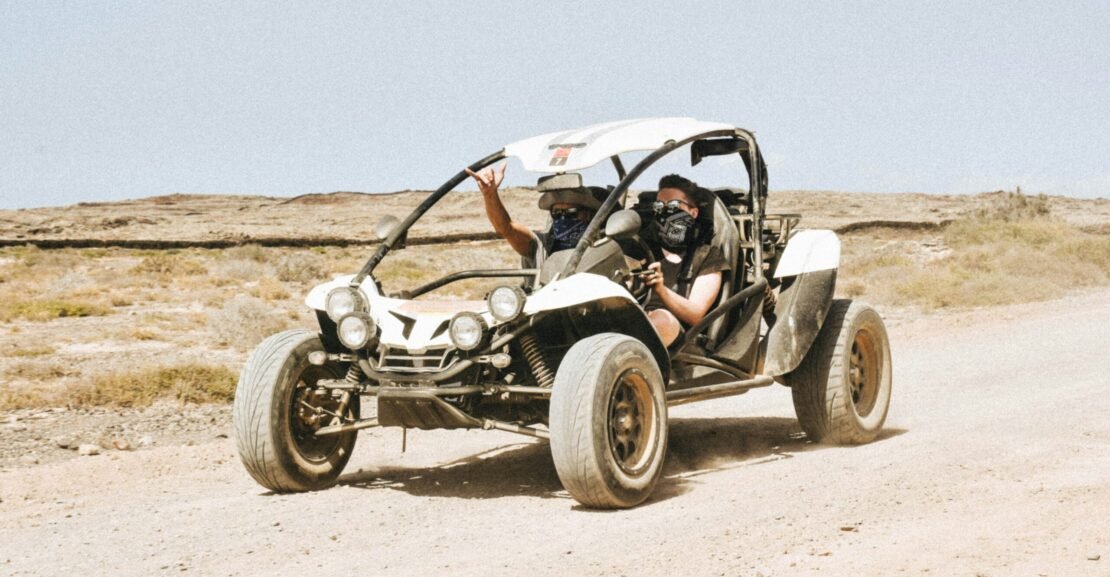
[641,174,729,347]
[466,162,605,267]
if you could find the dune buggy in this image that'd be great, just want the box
[233,117,893,508]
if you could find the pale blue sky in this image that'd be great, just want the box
[2,1,1108,209]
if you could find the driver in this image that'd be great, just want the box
[641,174,728,347]
[466,162,605,268]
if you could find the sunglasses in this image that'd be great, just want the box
[550,207,588,219]
[652,199,694,215]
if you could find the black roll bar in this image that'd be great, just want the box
[351,149,506,287]
[673,277,767,354]
[398,269,538,299]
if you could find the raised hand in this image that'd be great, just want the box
[465,161,508,196]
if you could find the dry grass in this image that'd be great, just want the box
[249,277,291,301]
[71,364,238,408]
[4,344,56,358]
[840,191,1110,309]
[131,253,208,276]
[208,295,297,349]
[0,299,111,322]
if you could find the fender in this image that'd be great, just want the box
[525,274,670,381]
[763,230,840,376]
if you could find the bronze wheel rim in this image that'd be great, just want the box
[848,328,881,417]
[289,364,345,463]
[608,369,657,475]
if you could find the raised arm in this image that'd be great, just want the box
[466,162,536,258]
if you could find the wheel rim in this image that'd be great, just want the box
[848,328,881,417]
[288,364,346,463]
[608,369,658,475]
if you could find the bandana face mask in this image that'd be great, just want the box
[550,216,588,252]
[657,210,697,252]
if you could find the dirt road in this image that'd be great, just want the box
[2,291,1109,577]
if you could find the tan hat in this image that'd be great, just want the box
[538,188,604,211]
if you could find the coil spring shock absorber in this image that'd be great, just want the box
[345,363,363,385]
[328,362,364,426]
[519,332,555,388]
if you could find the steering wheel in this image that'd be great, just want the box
[624,238,658,306]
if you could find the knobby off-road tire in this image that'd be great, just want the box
[233,329,358,492]
[550,333,668,509]
[786,299,892,444]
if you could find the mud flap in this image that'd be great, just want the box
[763,268,837,376]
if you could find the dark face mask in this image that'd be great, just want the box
[657,210,697,252]
[550,216,588,252]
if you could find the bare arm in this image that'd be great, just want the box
[466,163,535,257]
[645,262,722,326]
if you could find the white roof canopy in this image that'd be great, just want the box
[503,117,736,173]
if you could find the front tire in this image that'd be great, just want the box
[233,329,358,492]
[550,334,668,509]
[785,300,892,444]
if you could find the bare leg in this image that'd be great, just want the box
[648,309,682,347]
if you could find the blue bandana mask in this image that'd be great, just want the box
[550,217,588,252]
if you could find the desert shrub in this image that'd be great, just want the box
[208,295,294,349]
[974,187,1051,222]
[0,388,54,411]
[71,364,237,407]
[5,344,56,358]
[212,255,268,282]
[224,244,269,263]
[274,251,326,283]
[0,299,110,322]
[132,253,208,276]
[249,277,291,301]
[5,360,76,380]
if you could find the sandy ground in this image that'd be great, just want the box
[1,289,1108,576]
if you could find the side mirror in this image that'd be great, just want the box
[605,209,641,240]
[375,215,406,247]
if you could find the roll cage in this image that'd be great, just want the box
[352,119,770,293]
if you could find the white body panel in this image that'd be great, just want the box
[523,272,635,313]
[305,273,634,353]
[504,117,735,173]
[773,230,841,278]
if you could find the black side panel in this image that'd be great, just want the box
[711,290,765,373]
[315,311,343,354]
[763,269,837,376]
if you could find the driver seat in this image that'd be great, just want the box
[700,191,740,348]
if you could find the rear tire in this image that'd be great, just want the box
[550,333,668,509]
[785,300,892,444]
[233,329,358,492]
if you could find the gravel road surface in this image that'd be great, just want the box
[2,291,1108,576]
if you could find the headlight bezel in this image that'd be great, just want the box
[336,312,376,350]
[325,287,367,322]
[448,312,488,352]
[487,285,526,322]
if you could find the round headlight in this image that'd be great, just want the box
[326,288,365,322]
[337,313,375,350]
[449,312,487,351]
[487,285,526,322]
